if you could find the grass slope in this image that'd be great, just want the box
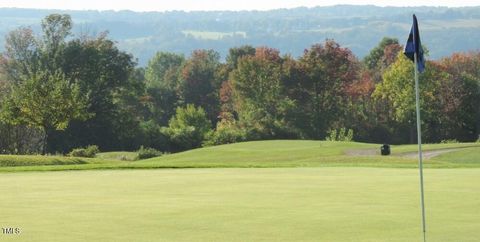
[0,140,479,172]
[0,155,112,167]
[1,168,479,242]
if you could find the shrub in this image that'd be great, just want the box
[137,146,162,160]
[162,104,212,151]
[139,120,170,151]
[326,128,354,142]
[68,145,99,158]
[440,139,459,144]
[337,128,347,141]
[203,120,247,146]
[346,129,354,141]
[326,129,337,141]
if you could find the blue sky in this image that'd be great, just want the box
[0,0,479,11]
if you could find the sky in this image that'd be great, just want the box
[0,0,479,12]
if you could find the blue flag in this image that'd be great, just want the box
[404,14,425,72]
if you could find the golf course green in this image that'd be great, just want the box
[0,141,479,241]
[1,168,479,241]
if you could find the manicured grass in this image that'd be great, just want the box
[0,155,104,167]
[0,140,479,172]
[137,140,480,168]
[0,168,479,241]
[433,147,480,163]
[390,142,480,154]
[96,151,138,161]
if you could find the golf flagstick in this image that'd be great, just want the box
[414,52,426,242]
[404,14,427,241]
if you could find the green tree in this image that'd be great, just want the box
[363,37,399,70]
[1,70,89,153]
[231,47,297,139]
[0,14,92,153]
[55,34,138,151]
[226,45,256,70]
[145,52,184,89]
[40,14,72,70]
[144,52,184,125]
[1,15,73,85]
[0,57,44,154]
[2,27,39,83]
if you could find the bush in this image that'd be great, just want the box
[68,145,100,158]
[139,120,170,151]
[203,120,247,146]
[326,128,354,142]
[162,104,212,151]
[440,139,459,144]
[137,146,162,160]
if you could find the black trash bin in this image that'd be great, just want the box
[381,144,390,156]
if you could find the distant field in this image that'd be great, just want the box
[0,140,479,172]
[182,30,247,40]
[1,168,479,241]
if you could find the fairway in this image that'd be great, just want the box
[1,168,479,242]
[2,141,479,172]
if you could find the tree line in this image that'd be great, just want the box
[0,14,479,154]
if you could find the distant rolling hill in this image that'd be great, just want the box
[1,5,480,65]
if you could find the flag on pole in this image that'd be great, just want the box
[405,14,427,242]
[404,14,425,72]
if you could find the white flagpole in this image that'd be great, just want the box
[414,52,427,242]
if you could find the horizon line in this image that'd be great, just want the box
[0,4,478,13]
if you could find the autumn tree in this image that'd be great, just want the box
[347,40,402,142]
[372,53,474,143]
[441,52,480,140]
[179,49,222,123]
[298,40,360,138]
